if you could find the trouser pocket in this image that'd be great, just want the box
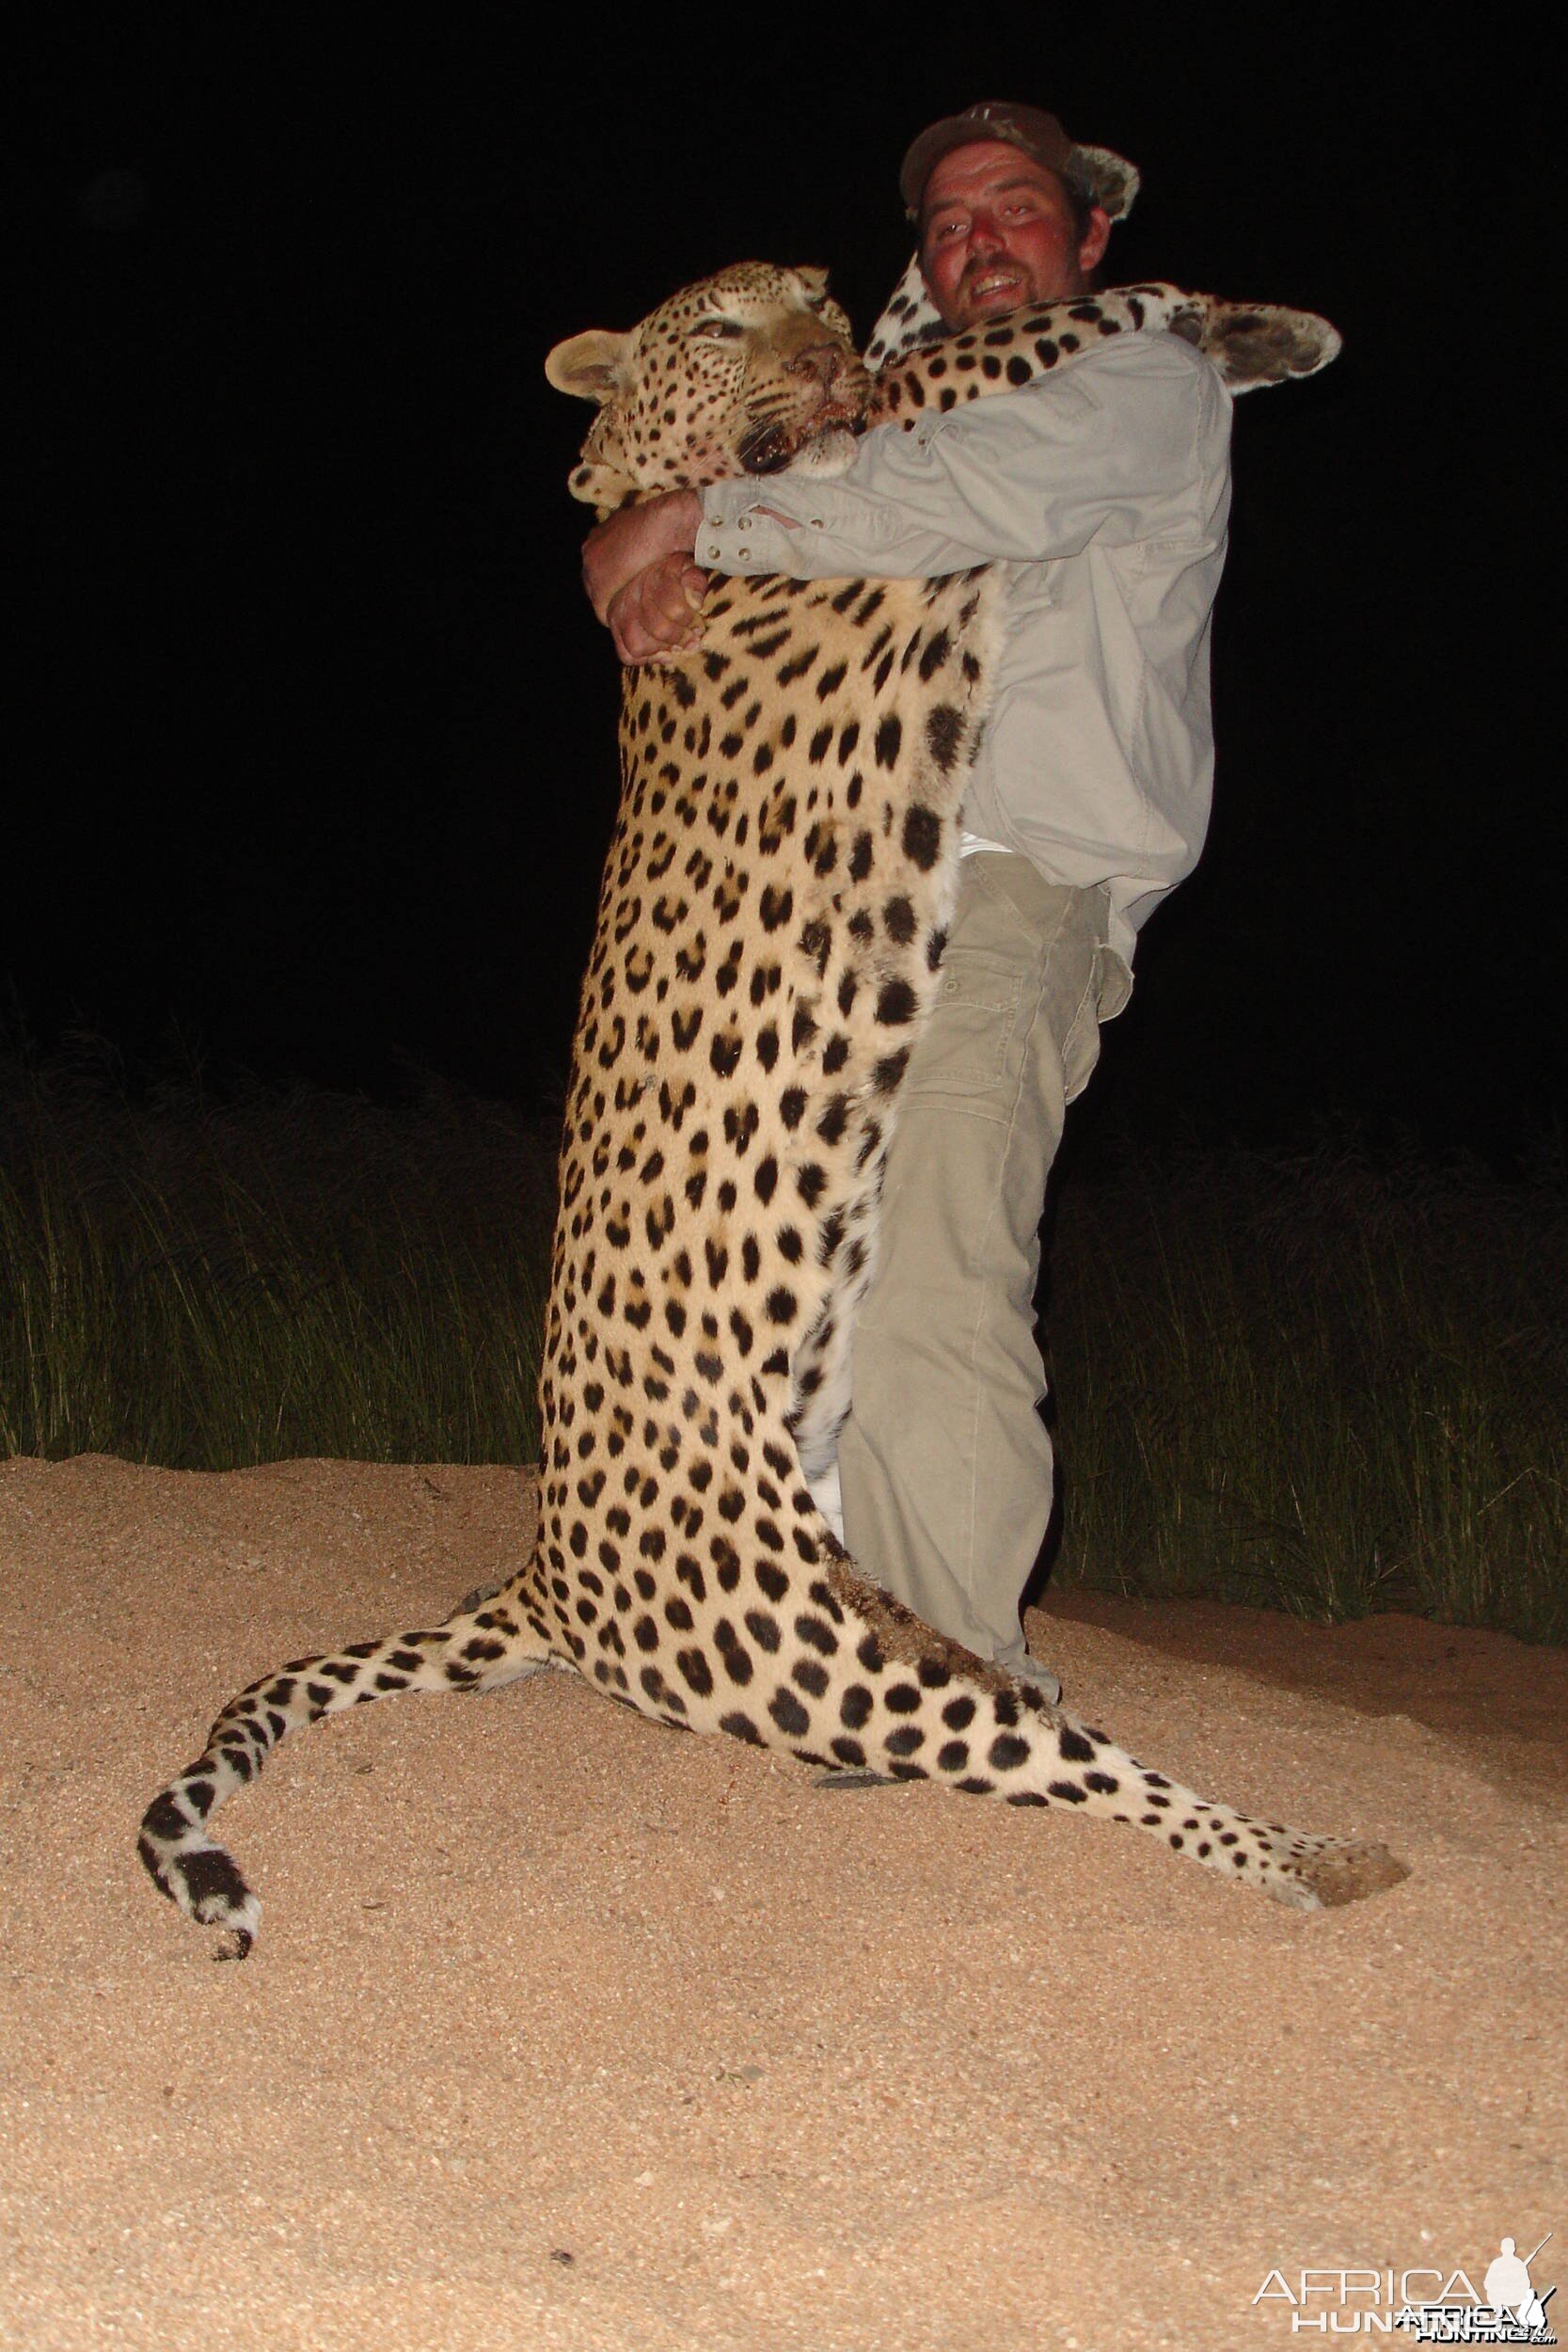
[905,950,1022,1102]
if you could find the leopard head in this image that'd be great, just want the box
[546,262,871,516]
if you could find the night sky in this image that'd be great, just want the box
[11,16,1558,1157]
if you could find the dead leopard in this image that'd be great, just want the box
[139,263,1404,1956]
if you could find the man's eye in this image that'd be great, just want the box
[691,320,743,341]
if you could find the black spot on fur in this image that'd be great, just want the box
[926,706,964,774]
[902,805,942,869]
[794,1613,838,1656]
[881,897,916,946]
[743,1607,782,1654]
[174,1846,254,1918]
[769,1688,810,1739]
[141,1793,188,1844]
[715,1621,754,1683]
[916,628,952,683]
[711,1536,742,1591]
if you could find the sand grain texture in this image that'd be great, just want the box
[2,1455,1562,2351]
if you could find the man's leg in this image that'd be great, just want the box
[836,854,1124,1674]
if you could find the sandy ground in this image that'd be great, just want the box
[1,1454,1563,2352]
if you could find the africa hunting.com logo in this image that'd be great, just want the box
[1253,2231,1556,2340]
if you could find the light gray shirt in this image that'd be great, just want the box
[697,330,1233,963]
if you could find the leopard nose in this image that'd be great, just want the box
[789,342,840,387]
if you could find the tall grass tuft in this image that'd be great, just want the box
[0,1046,557,1470]
[1047,1131,1568,1645]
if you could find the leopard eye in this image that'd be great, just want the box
[690,319,744,342]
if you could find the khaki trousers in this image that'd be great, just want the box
[835,853,1128,1670]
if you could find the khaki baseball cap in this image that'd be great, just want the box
[899,101,1137,223]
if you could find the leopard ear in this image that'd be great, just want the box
[1070,144,1141,222]
[1197,299,1343,390]
[790,264,831,303]
[545,328,632,404]
[864,253,944,372]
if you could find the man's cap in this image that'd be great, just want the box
[899,101,1139,224]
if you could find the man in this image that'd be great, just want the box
[580,103,1232,1699]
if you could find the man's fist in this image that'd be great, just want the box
[607,548,710,666]
[581,488,705,666]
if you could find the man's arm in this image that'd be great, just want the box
[585,336,1221,660]
[700,336,1215,579]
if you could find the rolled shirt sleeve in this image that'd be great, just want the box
[698,331,1214,578]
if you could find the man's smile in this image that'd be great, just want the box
[962,262,1027,299]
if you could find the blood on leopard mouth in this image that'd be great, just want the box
[738,398,863,471]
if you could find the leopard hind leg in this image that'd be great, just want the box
[810,1564,1408,1911]
[1002,1701,1413,1910]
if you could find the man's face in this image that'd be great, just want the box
[918,141,1111,329]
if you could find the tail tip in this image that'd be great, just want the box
[141,1820,262,1951]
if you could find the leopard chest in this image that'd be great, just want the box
[531,564,1001,1680]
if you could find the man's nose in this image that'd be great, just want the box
[968,214,1004,255]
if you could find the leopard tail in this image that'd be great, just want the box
[136,1593,555,1957]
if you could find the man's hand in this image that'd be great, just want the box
[581,488,706,666]
[606,548,710,666]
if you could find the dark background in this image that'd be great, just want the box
[9,13,1557,1156]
